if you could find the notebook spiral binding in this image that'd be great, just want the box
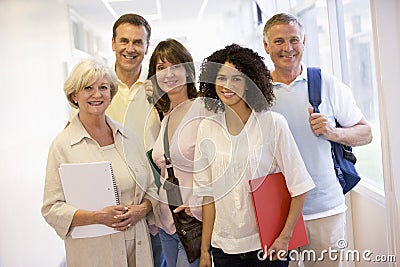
[109,162,120,205]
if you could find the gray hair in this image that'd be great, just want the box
[263,13,305,44]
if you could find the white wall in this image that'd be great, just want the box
[0,0,72,266]
[371,0,400,261]
[351,190,389,266]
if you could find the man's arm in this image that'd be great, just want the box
[308,107,373,147]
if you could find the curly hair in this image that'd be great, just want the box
[199,44,274,113]
[147,38,198,113]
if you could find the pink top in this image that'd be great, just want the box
[152,98,212,234]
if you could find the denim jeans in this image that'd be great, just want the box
[158,228,200,267]
[211,247,289,267]
[151,232,167,267]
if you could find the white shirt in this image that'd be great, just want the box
[272,64,363,219]
[193,111,315,254]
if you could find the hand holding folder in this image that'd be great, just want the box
[249,172,308,254]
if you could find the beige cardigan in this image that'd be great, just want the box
[42,115,158,267]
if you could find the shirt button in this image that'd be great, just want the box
[137,241,142,246]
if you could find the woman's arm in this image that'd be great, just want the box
[199,196,215,267]
[267,192,308,260]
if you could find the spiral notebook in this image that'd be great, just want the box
[59,161,120,238]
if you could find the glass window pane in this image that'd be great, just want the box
[342,0,383,188]
[299,1,333,73]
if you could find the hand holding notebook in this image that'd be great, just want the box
[59,161,120,238]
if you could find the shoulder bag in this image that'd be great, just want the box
[163,117,202,263]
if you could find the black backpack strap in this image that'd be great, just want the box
[307,67,322,113]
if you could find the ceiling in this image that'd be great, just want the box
[63,0,237,40]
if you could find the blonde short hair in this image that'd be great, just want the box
[64,58,118,108]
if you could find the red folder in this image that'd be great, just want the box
[249,172,308,253]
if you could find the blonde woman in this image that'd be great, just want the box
[42,58,157,267]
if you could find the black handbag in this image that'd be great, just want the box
[163,117,202,263]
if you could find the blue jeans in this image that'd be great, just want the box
[151,232,167,267]
[158,228,200,267]
[211,247,289,267]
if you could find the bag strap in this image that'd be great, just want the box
[163,116,177,183]
[307,67,322,113]
[163,116,172,164]
[162,116,184,207]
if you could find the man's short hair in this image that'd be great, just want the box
[112,13,151,43]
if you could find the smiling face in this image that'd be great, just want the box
[72,77,112,117]
[264,22,305,73]
[215,62,247,109]
[155,58,188,96]
[112,23,149,74]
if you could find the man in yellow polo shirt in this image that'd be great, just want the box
[69,13,160,151]
[109,13,160,150]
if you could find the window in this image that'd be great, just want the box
[341,0,383,188]
[298,1,333,73]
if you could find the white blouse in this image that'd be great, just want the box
[193,110,315,254]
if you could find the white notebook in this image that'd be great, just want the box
[59,161,120,238]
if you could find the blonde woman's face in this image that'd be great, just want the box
[72,77,112,117]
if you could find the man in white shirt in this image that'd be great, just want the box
[262,13,372,267]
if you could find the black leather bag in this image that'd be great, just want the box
[170,209,202,263]
[163,118,202,263]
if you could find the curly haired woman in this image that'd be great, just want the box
[193,44,315,267]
